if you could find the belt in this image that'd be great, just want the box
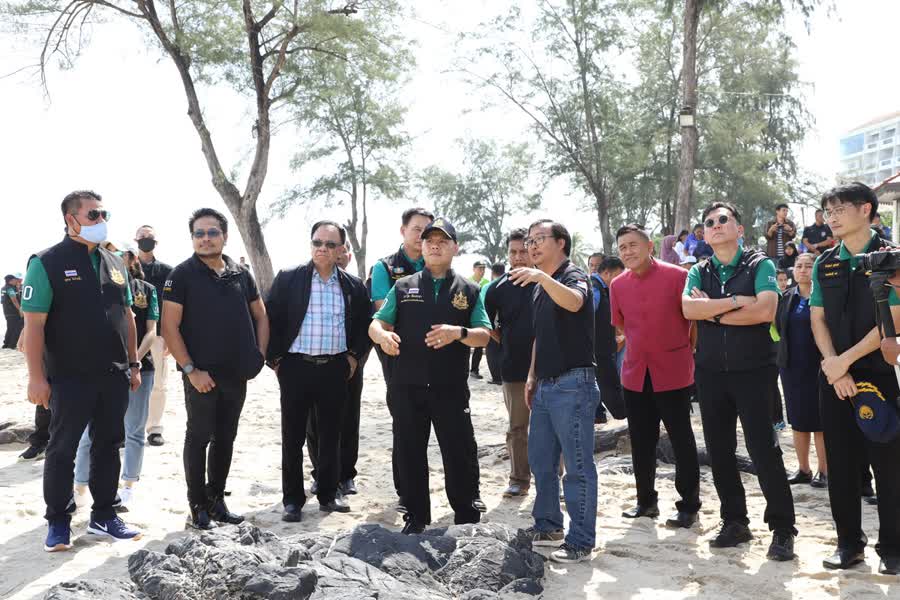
[291,352,346,365]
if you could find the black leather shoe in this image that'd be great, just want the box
[147,433,164,447]
[473,497,487,513]
[879,556,900,575]
[622,504,659,519]
[787,469,812,485]
[401,519,426,535]
[823,548,865,570]
[340,478,358,496]
[810,472,828,489]
[767,531,795,561]
[861,482,875,498]
[595,412,608,425]
[665,511,697,529]
[470,371,483,379]
[709,521,752,548]
[188,505,215,530]
[210,498,244,524]
[320,495,351,513]
[282,504,303,523]
[864,495,879,506]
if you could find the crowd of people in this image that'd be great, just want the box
[9,182,900,573]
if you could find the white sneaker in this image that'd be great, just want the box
[118,487,134,508]
[73,487,90,512]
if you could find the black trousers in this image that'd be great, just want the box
[820,370,900,557]
[486,340,502,382]
[769,368,784,424]
[44,371,128,522]
[182,374,247,507]
[624,373,701,513]
[28,404,51,448]
[308,351,368,482]
[470,348,483,373]
[279,355,349,507]
[3,314,22,348]
[391,383,481,525]
[376,348,405,503]
[695,366,796,533]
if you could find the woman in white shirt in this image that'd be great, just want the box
[674,229,697,268]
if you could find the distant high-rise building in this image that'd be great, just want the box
[839,111,900,186]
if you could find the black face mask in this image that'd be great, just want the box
[137,238,157,253]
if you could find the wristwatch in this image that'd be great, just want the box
[129,362,141,370]
[460,327,469,340]
[183,363,195,375]
[713,315,723,325]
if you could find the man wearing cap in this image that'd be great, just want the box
[810,182,900,575]
[369,217,491,534]
[135,225,173,447]
[23,190,142,551]
[2,274,24,349]
[469,260,490,379]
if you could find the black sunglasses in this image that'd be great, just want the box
[704,214,731,228]
[86,209,111,222]
[192,228,223,239]
[311,240,340,249]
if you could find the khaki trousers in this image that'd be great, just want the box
[502,381,531,487]
[145,336,169,435]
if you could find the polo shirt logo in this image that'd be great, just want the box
[452,290,469,310]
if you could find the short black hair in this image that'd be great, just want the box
[677,229,690,240]
[701,202,742,224]
[528,219,572,256]
[506,227,527,246]
[61,190,101,223]
[491,262,506,277]
[814,208,824,215]
[402,207,434,226]
[189,208,228,235]
[615,224,650,242]
[776,268,788,277]
[820,182,878,222]
[693,223,703,231]
[589,252,605,261]
[599,256,625,273]
[775,202,789,211]
[311,220,347,244]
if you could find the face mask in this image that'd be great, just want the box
[73,218,108,244]
[137,238,157,253]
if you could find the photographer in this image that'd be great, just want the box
[810,182,900,575]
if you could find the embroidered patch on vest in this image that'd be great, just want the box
[110,269,125,286]
[452,291,469,310]
[133,291,148,309]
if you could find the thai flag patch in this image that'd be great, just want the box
[64,270,78,277]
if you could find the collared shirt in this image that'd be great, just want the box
[683,246,779,297]
[374,277,492,328]
[532,260,594,380]
[802,223,832,247]
[291,268,347,355]
[370,248,425,301]
[610,259,693,392]
[810,228,900,307]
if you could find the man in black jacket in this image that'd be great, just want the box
[591,256,625,423]
[267,221,371,522]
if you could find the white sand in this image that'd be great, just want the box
[0,348,895,599]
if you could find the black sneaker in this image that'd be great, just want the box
[210,497,244,524]
[470,371,483,380]
[787,470,812,485]
[550,542,592,563]
[709,521,752,548]
[147,433,164,446]
[401,518,426,535]
[524,526,565,547]
[767,531,795,561]
[473,497,487,513]
[18,445,46,461]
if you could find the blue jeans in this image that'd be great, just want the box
[529,367,600,549]
[74,371,154,485]
[616,346,625,374]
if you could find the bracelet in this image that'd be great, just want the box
[731,295,738,307]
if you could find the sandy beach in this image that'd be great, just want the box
[0,348,895,599]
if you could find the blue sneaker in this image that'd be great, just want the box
[45,518,73,552]
[87,516,142,541]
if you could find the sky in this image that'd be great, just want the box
[0,0,898,277]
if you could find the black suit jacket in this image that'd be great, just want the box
[266,262,372,363]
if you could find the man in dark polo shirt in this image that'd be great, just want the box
[484,228,535,498]
[810,183,900,575]
[369,217,491,534]
[510,219,599,564]
[23,190,143,551]
[802,209,834,257]
[2,273,23,349]
[135,224,173,447]
[610,224,700,529]
[162,208,269,530]
[683,201,795,561]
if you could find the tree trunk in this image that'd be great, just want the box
[674,0,701,234]
[232,200,275,294]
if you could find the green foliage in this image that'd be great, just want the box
[420,139,540,263]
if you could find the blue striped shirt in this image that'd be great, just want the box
[290,269,347,355]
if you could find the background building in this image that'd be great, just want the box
[839,111,900,186]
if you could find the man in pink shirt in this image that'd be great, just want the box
[609,224,701,529]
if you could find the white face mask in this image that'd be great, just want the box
[74,219,108,244]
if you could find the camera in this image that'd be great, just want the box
[856,250,900,273]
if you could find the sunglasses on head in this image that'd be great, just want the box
[85,209,111,222]
[192,228,222,239]
[704,214,731,228]
[311,240,340,249]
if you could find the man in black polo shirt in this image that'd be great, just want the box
[484,228,535,498]
[2,274,23,349]
[510,219,599,564]
[162,208,270,530]
[24,190,143,551]
[802,209,834,257]
[369,217,491,534]
[682,201,795,561]
[135,224,173,447]
[810,183,900,575]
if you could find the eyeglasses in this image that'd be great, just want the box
[704,215,731,228]
[86,209,111,222]
[311,240,340,249]
[824,205,848,219]
[192,228,222,239]
[524,235,550,248]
